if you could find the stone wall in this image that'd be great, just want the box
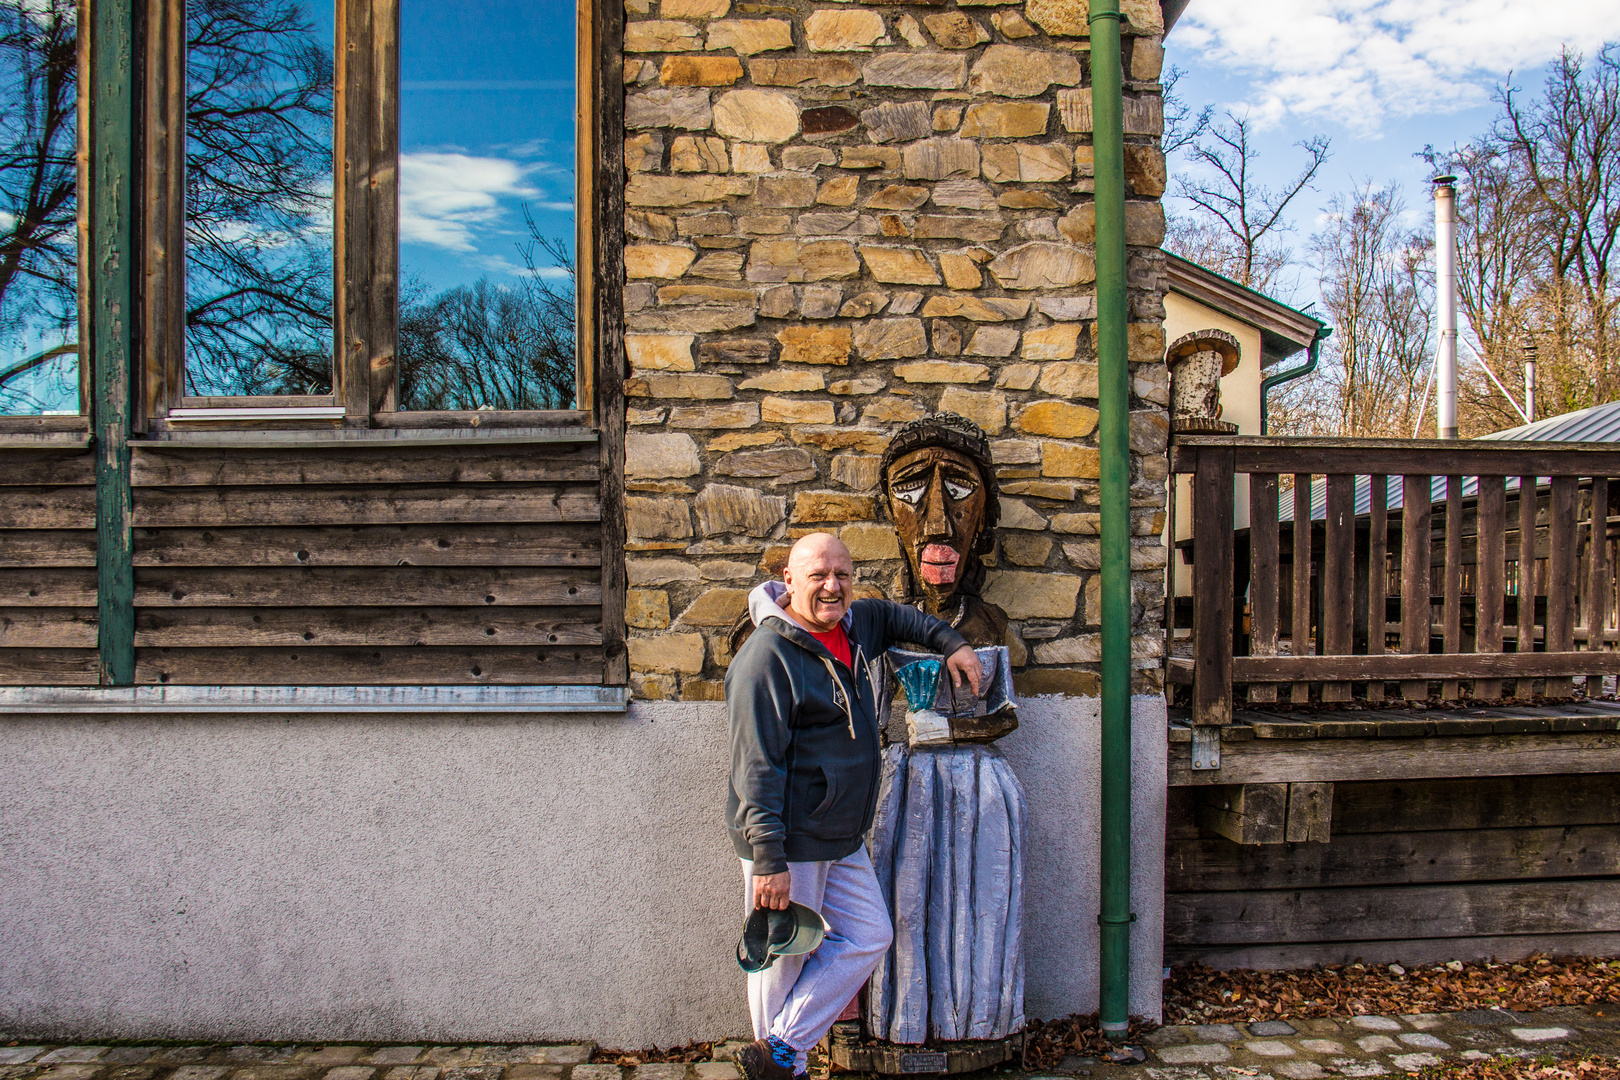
[617,0,1171,700]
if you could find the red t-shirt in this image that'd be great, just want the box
[810,624,852,668]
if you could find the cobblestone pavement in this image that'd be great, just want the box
[0,1008,1613,1080]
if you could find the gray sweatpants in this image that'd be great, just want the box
[742,847,894,1072]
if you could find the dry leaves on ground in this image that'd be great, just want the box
[590,1042,715,1065]
[1418,1055,1620,1080]
[1165,956,1620,1024]
[1023,1013,1157,1069]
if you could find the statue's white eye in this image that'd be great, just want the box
[944,478,977,501]
[893,480,927,506]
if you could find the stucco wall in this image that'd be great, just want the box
[0,696,1164,1044]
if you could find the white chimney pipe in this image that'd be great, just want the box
[1524,347,1537,424]
[1433,176,1459,439]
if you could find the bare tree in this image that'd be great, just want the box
[1160,65,1211,158]
[1167,111,1331,295]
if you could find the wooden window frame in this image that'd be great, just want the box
[133,0,616,434]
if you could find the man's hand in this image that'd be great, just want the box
[945,645,982,697]
[754,870,791,910]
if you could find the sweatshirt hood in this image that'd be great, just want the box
[748,580,855,634]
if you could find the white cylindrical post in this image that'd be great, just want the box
[1433,176,1459,438]
[1525,356,1536,424]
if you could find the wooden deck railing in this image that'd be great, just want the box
[1169,436,1620,733]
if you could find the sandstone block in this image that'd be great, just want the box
[626,244,698,280]
[1122,0,1164,33]
[1042,441,1100,478]
[1000,532,1051,566]
[1133,363,1169,406]
[777,325,853,365]
[894,360,989,383]
[1058,201,1165,246]
[630,305,758,333]
[861,395,928,424]
[919,295,1030,321]
[1038,360,1099,398]
[996,366,1039,392]
[628,632,705,675]
[758,175,818,207]
[628,557,702,585]
[1044,511,1098,534]
[626,372,734,399]
[670,135,729,173]
[861,101,933,143]
[840,522,900,560]
[626,432,703,479]
[800,284,843,317]
[841,145,902,170]
[626,333,696,371]
[700,559,757,580]
[832,454,883,490]
[817,175,859,206]
[830,378,885,398]
[1000,190,1062,210]
[798,212,877,236]
[763,396,837,424]
[706,19,794,55]
[714,446,818,483]
[697,483,788,536]
[1057,89,1163,135]
[998,497,1047,530]
[934,104,964,130]
[626,132,664,173]
[854,317,929,360]
[700,339,773,365]
[627,496,694,540]
[626,88,714,130]
[664,0,729,16]
[989,242,1095,289]
[967,325,1020,357]
[741,214,791,235]
[1131,409,1170,454]
[1023,324,1081,361]
[923,11,990,47]
[802,105,860,136]
[792,426,893,453]
[627,174,754,207]
[627,212,677,242]
[688,252,746,279]
[1129,322,1166,363]
[914,214,1005,242]
[734,143,775,173]
[991,9,1037,37]
[747,239,860,282]
[983,571,1080,619]
[890,291,923,314]
[681,678,727,701]
[860,245,940,285]
[930,180,997,210]
[894,12,926,45]
[737,369,824,392]
[677,588,751,626]
[960,102,1050,138]
[668,402,761,428]
[866,184,930,210]
[805,9,887,51]
[794,491,877,522]
[939,387,1007,435]
[1124,144,1167,197]
[1014,400,1100,437]
[862,54,968,90]
[969,45,1082,97]
[748,57,860,85]
[625,20,703,52]
[1025,0,1087,35]
[1037,297,1097,321]
[660,55,744,85]
[713,89,799,143]
[783,146,839,171]
[626,589,673,629]
[980,142,1072,183]
[709,431,781,450]
[901,138,980,180]
[939,252,982,290]
[675,211,735,237]
[1016,668,1100,697]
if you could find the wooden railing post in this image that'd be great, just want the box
[1587,477,1609,695]
[1192,445,1235,768]
[1401,474,1432,700]
[1442,475,1463,701]
[1476,476,1506,700]
[1248,473,1280,704]
[1547,476,1577,697]
[1516,476,1539,698]
[1367,475,1388,701]
[1321,474,1354,701]
[1292,474,1312,704]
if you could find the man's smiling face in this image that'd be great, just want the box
[782,533,855,634]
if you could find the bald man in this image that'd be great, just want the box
[726,533,981,1080]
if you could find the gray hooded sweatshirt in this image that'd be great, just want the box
[726,581,970,874]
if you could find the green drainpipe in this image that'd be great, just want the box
[1259,326,1331,435]
[1089,0,1133,1039]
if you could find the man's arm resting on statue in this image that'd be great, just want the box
[872,600,982,695]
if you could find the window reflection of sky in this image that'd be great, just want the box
[401,1,577,294]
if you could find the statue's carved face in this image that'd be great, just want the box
[885,446,988,605]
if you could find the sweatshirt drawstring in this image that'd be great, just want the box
[821,656,856,739]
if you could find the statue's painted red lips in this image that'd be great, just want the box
[919,543,960,584]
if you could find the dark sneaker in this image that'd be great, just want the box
[735,1040,795,1080]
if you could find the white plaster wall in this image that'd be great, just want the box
[0,695,1166,1044]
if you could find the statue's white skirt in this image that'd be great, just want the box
[865,742,1027,1044]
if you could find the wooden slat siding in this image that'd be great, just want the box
[1442,476,1463,701]
[1517,476,1539,698]
[0,452,95,486]
[1546,475,1578,697]
[1165,879,1620,946]
[0,609,98,647]
[134,606,603,647]
[1476,476,1506,699]
[1168,731,1620,787]
[0,531,96,567]
[1367,475,1388,701]
[132,484,600,527]
[128,444,600,486]
[1247,473,1279,704]
[1401,474,1432,700]
[134,567,601,607]
[0,487,97,529]
[1321,474,1354,702]
[0,569,99,605]
[136,646,603,686]
[0,648,100,684]
[1166,824,1620,892]
[1192,446,1235,727]
[1165,932,1620,972]
[1588,477,1610,698]
[132,523,600,568]
[1232,651,1620,682]
[1334,773,1620,833]
[1292,474,1311,705]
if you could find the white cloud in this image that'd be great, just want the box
[1178,0,1620,131]
[399,152,541,252]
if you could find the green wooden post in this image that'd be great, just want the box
[91,0,137,685]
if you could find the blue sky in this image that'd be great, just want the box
[400,0,578,295]
[1166,0,1620,310]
